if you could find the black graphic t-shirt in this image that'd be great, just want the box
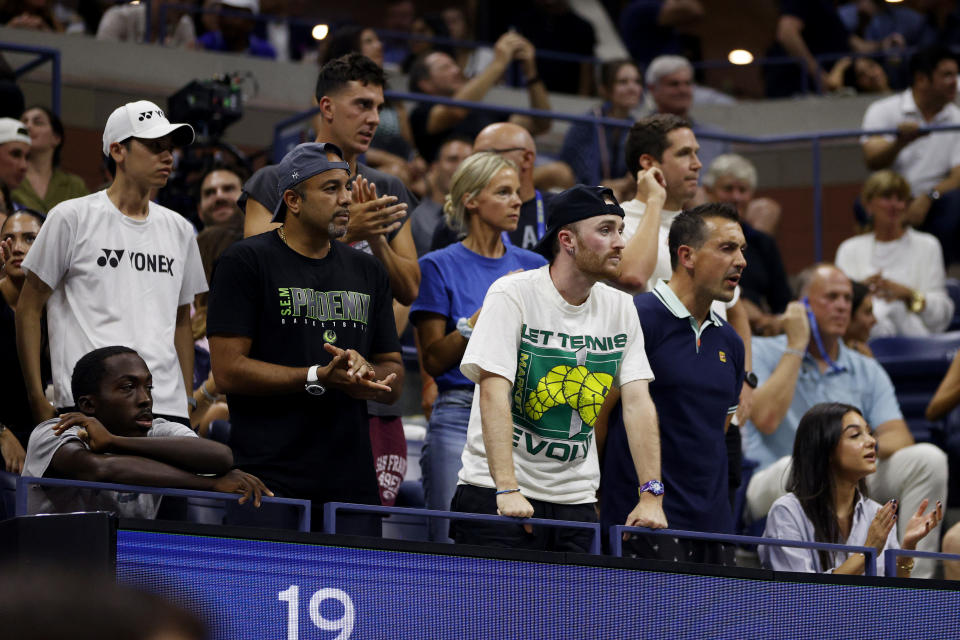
[206,231,400,504]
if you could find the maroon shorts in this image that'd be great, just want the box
[369,415,407,506]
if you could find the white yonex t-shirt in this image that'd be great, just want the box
[459,266,654,504]
[23,191,208,417]
[620,199,739,317]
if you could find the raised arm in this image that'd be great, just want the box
[425,33,516,135]
[614,168,666,293]
[750,302,809,434]
[16,271,55,422]
[775,14,824,90]
[862,122,927,172]
[510,36,551,136]
[619,378,667,528]
[927,349,960,421]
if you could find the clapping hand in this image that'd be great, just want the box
[902,498,943,551]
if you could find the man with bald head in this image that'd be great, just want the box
[743,263,947,578]
[431,122,555,252]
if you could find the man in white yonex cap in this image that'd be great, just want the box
[17,100,208,431]
[0,117,31,212]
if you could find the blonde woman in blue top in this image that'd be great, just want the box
[410,151,546,541]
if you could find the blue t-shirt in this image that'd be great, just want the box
[410,242,546,391]
[743,335,903,471]
[601,281,744,535]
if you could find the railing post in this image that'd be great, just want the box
[812,136,823,262]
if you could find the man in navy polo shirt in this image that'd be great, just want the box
[601,203,746,562]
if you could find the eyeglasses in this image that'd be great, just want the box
[476,147,528,155]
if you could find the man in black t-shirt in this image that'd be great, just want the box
[208,143,403,533]
[240,53,418,508]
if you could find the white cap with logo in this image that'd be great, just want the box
[101,100,195,156]
[0,118,31,146]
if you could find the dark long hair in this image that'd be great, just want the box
[787,402,868,571]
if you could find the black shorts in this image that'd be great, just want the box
[449,484,597,553]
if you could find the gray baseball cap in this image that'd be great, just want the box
[273,142,351,222]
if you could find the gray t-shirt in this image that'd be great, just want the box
[23,417,198,518]
[410,198,443,258]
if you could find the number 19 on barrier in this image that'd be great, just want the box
[277,585,355,639]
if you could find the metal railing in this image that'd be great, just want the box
[322,501,603,555]
[16,475,312,531]
[0,42,61,114]
[610,525,879,576]
[271,92,960,262]
[884,548,960,577]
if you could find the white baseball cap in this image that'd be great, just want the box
[102,100,195,156]
[0,118,31,146]
[220,0,259,13]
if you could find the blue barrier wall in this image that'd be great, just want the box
[116,527,960,639]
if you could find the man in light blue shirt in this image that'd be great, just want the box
[743,264,947,578]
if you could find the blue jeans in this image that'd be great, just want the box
[420,387,473,542]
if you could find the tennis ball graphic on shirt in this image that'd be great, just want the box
[562,366,589,408]
[576,372,613,426]
[543,365,571,404]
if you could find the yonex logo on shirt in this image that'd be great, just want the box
[96,248,176,276]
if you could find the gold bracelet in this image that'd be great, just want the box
[896,557,915,572]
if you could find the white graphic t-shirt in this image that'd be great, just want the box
[23,191,208,417]
[459,266,654,504]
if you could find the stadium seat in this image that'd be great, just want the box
[869,331,960,446]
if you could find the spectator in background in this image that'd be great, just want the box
[743,264,948,578]
[257,0,314,62]
[0,53,25,119]
[96,0,197,47]
[509,0,596,95]
[410,134,471,257]
[196,165,244,229]
[767,0,900,97]
[23,346,270,516]
[835,170,953,337]
[407,31,551,165]
[189,224,241,435]
[619,0,703,68]
[560,59,642,201]
[827,55,891,94]
[442,7,495,79]
[12,106,87,215]
[645,56,728,175]
[838,0,933,47]
[916,0,960,46]
[403,13,454,72]
[382,0,417,67]
[760,402,942,576]
[703,154,791,336]
[0,209,45,474]
[321,24,417,187]
[0,0,61,31]
[0,118,29,210]
[844,280,877,357]
[861,45,960,264]
[198,0,276,58]
[410,152,546,541]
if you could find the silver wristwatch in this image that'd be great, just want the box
[305,364,326,396]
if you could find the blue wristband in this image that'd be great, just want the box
[495,488,521,496]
